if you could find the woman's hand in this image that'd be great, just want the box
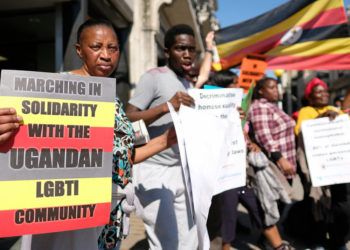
[319,110,339,120]
[133,127,177,164]
[247,141,261,152]
[0,108,22,145]
[277,157,295,176]
[162,126,177,148]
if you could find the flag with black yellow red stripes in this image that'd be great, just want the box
[214,0,350,71]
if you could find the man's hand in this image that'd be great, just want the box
[0,108,22,145]
[205,31,215,50]
[237,107,245,120]
[168,91,194,111]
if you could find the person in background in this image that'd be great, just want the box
[0,18,176,250]
[208,70,238,88]
[333,95,344,109]
[125,24,198,250]
[294,78,341,134]
[206,71,264,250]
[248,77,296,250]
[249,77,296,180]
[295,77,350,250]
[342,89,350,114]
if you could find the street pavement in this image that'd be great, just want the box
[120,175,350,250]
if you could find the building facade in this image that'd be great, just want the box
[0,0,218,104]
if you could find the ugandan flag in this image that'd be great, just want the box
[214,0,350,71]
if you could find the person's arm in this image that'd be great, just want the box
[0,108,22,145]
[126,103,168,124]
[195,31,215,89]
[133,127,176,163]
[126,91,194,124]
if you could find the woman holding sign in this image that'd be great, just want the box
[294,78,350,250]
[0,19,176,250]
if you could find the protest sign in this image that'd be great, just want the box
[0,70,115,237]
[302,115,350,187]
[238,55,267,93]
[188,88,246,194]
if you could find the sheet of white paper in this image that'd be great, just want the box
[179,105,233,250]
[301,114,350,187]
[167,102,194,218]
[188,88,246,195]
[213,115,246,195]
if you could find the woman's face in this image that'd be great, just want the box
[259,79,279,102]
[76,25,119,77]
[309,85,329,107]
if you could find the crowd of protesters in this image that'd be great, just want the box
[0,19,350,250]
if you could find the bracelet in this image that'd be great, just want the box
[205,48,214,55]
[270,151,282,162]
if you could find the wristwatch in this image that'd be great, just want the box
[205,48,214,55]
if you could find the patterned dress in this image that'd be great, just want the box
[98,98,135,249]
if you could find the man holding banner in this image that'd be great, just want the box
[126,24,198,250]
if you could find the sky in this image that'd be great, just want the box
[216,0,350,28]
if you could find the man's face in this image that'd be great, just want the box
[165,34,196,77]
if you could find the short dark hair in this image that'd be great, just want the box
[252,77,277,100]
[77,18,115,43]
[210,70,237,88]
[164,24,195,49]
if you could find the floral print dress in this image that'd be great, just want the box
[98,98,135,249]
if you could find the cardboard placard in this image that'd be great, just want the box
[238,55,267,92]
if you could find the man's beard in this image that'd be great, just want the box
[168,62,186,77]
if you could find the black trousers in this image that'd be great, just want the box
[327,183,350,248]
[207,186,263,244]
[286,183,350,248]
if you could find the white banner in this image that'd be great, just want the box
[167,88,246,250]
[179,105,237,250]
[302,114,350,187]
[188,88,243,119]
[188,88,246,194]
[167,103,194,218]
